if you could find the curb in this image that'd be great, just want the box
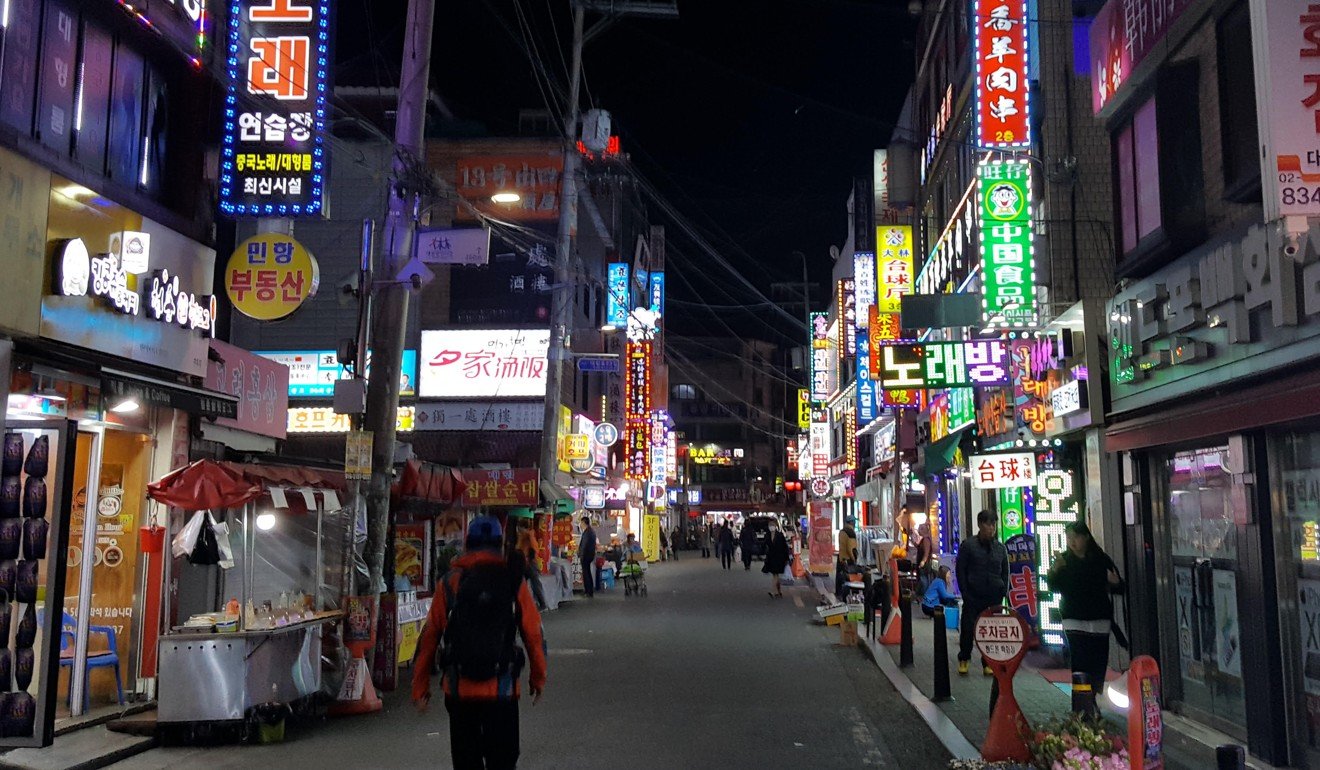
[859,634,980,761]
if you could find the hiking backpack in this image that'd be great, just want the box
[439,561,525,681]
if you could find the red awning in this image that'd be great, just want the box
[148,460,345,512]
[393,459,467,506]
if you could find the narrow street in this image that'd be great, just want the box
[107,558,949,769]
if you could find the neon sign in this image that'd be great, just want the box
[1035,468,1081,646]
[974,0,1030,149]
[979,160,1037,327]
[875,340,1010,390]
[624,341,652,481]
[607,262,629,328]
[877,226,914,314]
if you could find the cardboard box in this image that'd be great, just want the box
[840,620,858,645]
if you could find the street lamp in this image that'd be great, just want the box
[490,191,521,203]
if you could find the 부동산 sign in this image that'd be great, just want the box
[225,234,320,321]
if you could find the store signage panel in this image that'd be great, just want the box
[288,406,413,434]
[225,234,320,321]
[583,486,606,509]
[205,340,290,439]
[875,341,1009,389]
[455,154,563,222]
[260,349,418,398]
[219,0,331,216]
[110,0,209,59]
[1106,220,1320,413]
[648,272,665,319]
[413,401,542,431]
[949,386,976,433]
[1011,340,1057,437]
[461,468,538,507]
[856,329,880,425]
[854,251,876,325]
[797,389,812,430]
[54,238,216,335]
[1253,1,1320,220]
[624,340,653,482]
[978,160,1037,327]
[418,329,549,398]
[606,262,629,328]
[810,312,831,402]
[1050,379,1086,417]
[877,226,914,314]
[415,227,491,266]
[103,376,237,419]
[1090,0,1194,113]
[974,0,1031,148]
[810,411,830,486]
[1035,468,1082,646]
[838,279,857,357]
[969,452,1037,489]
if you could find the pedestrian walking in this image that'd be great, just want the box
[1047,521,1126,706]
[413,515,548,770]
[739,524,754,570]
[700,524,712,558]
[717,521,735,570]
[671,526,681,560]
[914,523,935,595]
[835,515,859,599]
[512,518,546,611]
[763,523,791,597]
[659,527,669,562]
[954,510,1009,676]
[578,516,598,598]
[920,565,959,617]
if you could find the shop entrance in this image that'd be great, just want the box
[1163,445,1247,736]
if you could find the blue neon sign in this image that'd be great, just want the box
[607,262,629,328]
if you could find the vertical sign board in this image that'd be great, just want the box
[624,341,653,481]
[220,0,332,216]
[1034,468,1082,646]
[810,409,830,488]
[856,329,879,425]
[1128,655,1164,770]
[810,312,831,403]
[606,262,629,328]
[1252,1,1320,221]
[978,160,1037,327]
[998,485,1034,539]
[974,0,1031,149]
[643,514,661,563]
[796,389,812,431]
[877,226,914,314]
[648,272,665,320]
[838,279,857,358]
[853,252,876,328]
[1005,534,1040,637]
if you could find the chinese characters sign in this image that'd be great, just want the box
[837,279,857,357]
[624,341,653,481]
[606,262,629,328]
[456,154,563,222]
[969,452,1037,489]
[412,401,543,431]
[877,226,914,314]
[874,340,1010,390]
[1091,0,1194,113]
[854,251,876,324]
[974,0,1030,148]
[225,233,320,321]
[979,160,1037,327]
[461,468,538,507]
[419,329,549,399]
[220,0,330,216]
[1254,1,1320,219]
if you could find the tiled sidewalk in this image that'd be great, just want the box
[860,608,1268,769]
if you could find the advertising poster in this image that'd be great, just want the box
[394,524,429,591]
[1127,655,1164,770]
[643,515,661,563]
[1175,566,1197,666]
[1213,569,1242,678]
[536,514,553,573]
[420,329,550,399]
[808,505,835,576]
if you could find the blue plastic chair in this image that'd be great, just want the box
[43,611,124,710]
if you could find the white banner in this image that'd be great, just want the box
[416,227,491,265]
[1254,0,1320,219]
[413,401,543,431]
[419,329,550,398]
[969,452,1038,489]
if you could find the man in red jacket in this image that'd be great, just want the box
[414,515,548,769]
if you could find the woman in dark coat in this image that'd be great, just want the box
[1047,521,1125,706]
[763,524,791,597]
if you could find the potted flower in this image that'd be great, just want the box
[1028,714,1128,770]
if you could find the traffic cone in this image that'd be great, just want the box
[880,557,902,645]
[328,645,383,716]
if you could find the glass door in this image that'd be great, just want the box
[1165,446,1247,736]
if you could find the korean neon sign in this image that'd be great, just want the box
[974,0,1030,149]
[220,0,330,216]
[856,330,880,425]
[810,312,831,402]
[875,340,1010,390]
[838,279,857,358]
[648,272,665,320]
[1035,468,1081,646]
[607,262,629,328]
[979,160,1037,327]
[624,341,652,481]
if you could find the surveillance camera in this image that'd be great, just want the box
[1283,230,1304,259]
[409,273,423,290]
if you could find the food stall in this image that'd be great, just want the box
[146,460,347,726]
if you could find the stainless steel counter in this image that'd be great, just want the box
[157,612,342,723]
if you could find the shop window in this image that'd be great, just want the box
[107,44,144,188]
[1273,430,1320,763]
[142,67,169,197]
[0,0,42,135]
[1217,2,1261,203]
[75,21,114,175]
[1114,98,1161,256]
[672,384,697,401]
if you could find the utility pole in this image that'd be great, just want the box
[362,0,435,595]
[539,4,586,498]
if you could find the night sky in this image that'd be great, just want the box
[337,0,917,329]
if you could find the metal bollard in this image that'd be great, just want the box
[863,572,875,640]
[899,589,914,667]
[1215,745,1246,770]
[1071,672,1096,716]
[932,605,952,702]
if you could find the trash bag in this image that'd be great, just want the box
[209,512,235,570]
[189,515,221,566]
[172,511,205,559]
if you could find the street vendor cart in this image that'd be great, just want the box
[146,460,348,728]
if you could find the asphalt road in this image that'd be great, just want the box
[108,553,952,769]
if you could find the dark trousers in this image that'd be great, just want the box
[741,548,752,569]
[958,600,1000,662]
[445,697,519,769]
[580,557,596,597]
[720,547,733,569]
[702,546,710,557]
[1065,629,1111,700]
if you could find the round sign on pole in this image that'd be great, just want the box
[975,612,1027,663]
[569,457,593,474]
[226,233,321,321]
[593,422,619,447]
[810,478,830,498]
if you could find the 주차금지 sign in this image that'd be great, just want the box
[418,329,550,398]
[975,612,1027,663]
[225,234,320,321]
[219,0,331,216]
[979,160,1037,327]
[970,452,1038,489]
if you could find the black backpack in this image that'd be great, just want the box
[439,561,525,681]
